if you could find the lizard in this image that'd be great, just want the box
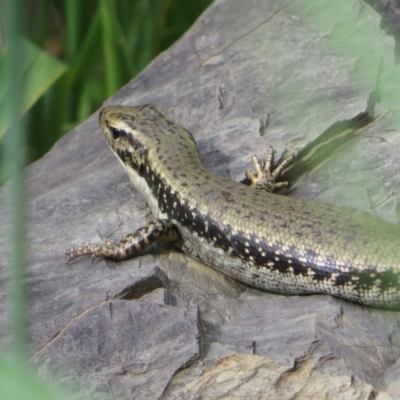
[66,104,400,309]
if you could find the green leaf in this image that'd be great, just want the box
[0,39,68,139]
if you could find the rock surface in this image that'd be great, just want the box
[1,0,400,399]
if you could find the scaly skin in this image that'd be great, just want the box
[66,105,400,309]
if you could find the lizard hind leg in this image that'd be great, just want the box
[245,146,295,193]
[65,220,180,264]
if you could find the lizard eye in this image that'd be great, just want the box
[110,127,124,141]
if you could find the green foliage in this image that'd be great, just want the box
[0,0,213,168]
[296,0,400,152]
[0,358,61,400]
[0,39,67,140]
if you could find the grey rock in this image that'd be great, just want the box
[1,0,400,399]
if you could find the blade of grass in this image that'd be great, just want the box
[64,0,81,61]
[99,0,123,96]
[2,0,27,371]
[68,9,102,84]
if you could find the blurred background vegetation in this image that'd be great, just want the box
[0,1,212,399]
[0,0,213,184]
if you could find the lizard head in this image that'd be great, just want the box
[99,104,202,217]
[99,104,167,175]
[100,104,201,174]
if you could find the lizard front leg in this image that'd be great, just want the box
[65,219,180,263]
